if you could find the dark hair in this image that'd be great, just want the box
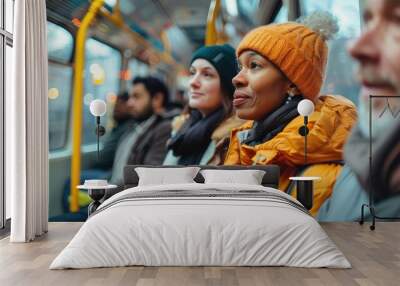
[220,88,234,118]
[132,76,170,108]
[118,91,129,101]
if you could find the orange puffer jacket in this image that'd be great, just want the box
[224,95,357,216]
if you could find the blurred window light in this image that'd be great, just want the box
[273,3,288,23]
[90,63,106,85]
[301,0,361,38]
[120,0,136,14]
[71,18,81,27]
[84,93,95,106]
[47,22,74,63]
[237,0,260,25]
[106,92,117,104]
[105,0,116,7]
[48,88,60,100]
[225,0,238,17]
[301,0,361,105]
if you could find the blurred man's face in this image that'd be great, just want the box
[113,95,131,123]
[349,0,400,106]
[127,83,153,120]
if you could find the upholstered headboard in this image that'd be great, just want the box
[123,165,280,189]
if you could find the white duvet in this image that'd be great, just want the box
[50,183,351,269]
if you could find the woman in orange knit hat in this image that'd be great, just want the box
[224,11,357,216]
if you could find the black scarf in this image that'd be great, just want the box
[167,107,226,165]
[243,95,303,146]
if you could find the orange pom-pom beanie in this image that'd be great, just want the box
[236,22,329,101]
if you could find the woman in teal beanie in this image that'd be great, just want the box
[163,44,244,165]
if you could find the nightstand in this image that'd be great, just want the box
[77,184,118,216]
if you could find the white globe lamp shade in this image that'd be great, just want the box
[90,99,107,117]
[297,99,315,116]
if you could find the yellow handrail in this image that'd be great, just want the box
[70,0,183,212]
[70,0,105,212]
[205,0,221,45]
[98,8,150,49]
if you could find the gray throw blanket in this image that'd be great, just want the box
[91,189,310,218]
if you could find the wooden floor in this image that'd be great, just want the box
[0,222,399,286]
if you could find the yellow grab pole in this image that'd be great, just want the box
[205,0,221,45]
[70,0,104,212]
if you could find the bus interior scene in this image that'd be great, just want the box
[41,0,366,222]
[2,0,400,284]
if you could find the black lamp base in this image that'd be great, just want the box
[359,204,376,230]
[296,180,313,210]
[359,203,400,231]
[87,188,106,216]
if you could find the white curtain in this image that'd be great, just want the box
[7,0,49,242]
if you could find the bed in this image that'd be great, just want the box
[50,165,350,269]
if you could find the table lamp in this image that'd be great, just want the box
[289,99,318,210]
[89,99,107,161]
[297,99,315,164]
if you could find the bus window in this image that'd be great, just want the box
[47,22,74,150]
[237,0,261,26]
[83,39,122,145]
[273,2,288,23]
[127,58,149,89]
[47,22,73,63]
[300,0,361,104]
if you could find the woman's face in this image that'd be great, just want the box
[189,59,223,116]
[232,51,290,121]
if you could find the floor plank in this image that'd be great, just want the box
[0,222,399,286]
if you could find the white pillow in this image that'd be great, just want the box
[200,169,266,185]
[135,167,201,186]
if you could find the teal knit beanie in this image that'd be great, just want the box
[190,44,237,98]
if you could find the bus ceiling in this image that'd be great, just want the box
[46,0,294,67]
